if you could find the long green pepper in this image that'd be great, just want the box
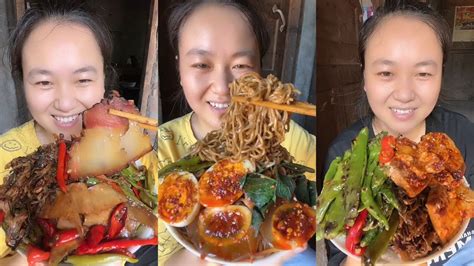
[344,127,368,227]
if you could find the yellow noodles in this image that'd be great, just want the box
[191,72,299,167]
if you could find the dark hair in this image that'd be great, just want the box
[8,0,117,94]
[359,0,451,71]
[167,0,269,61]
[356,0,451,118]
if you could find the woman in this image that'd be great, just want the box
[158,0,316,265]
[323,0,474,265]
[0,1,157,264]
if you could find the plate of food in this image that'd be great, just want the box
[317,128,474,265]
[0,95,158,265]
[158,73,317,265]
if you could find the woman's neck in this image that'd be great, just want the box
[34,122,54,145]
[190,113,213,140]
[372,118,426,143]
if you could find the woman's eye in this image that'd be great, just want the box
[36,81,52,87]
[233,64,251,70]
[192,63,210,69]
[418,72,432,78]
[78,79,92,84]
[377,71,393,78]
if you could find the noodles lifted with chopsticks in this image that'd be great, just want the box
[191,72,299,166]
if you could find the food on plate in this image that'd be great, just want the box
[381,132,474,261]
[198,159,254,207]
[68,96,153,179]
[159,73,316,262]
[0,94,157,265]
[197,205,255,260]
[261,202,316,250]
[158,171,199,227]
[317,128,473,264]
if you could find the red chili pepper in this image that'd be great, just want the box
[75,237,157,255]
[0,210,4,225]
[132,181,142,198]
[53,229,80,247]
[346,209,369,256]
[56,139,68,193]
[379,136,396,164]
[27,246,50,266]
[87,224,107,246]
[37,218,56,238]
[108,203,128,239]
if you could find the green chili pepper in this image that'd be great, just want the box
[361,165,389,230]
[65,254,138,266]
[344,127,369,227]
[380,183,400,211]
[321,192,346,239]
[371,166,387,194]
[360,227,379,247]
[363,211,400,266]
[158,155,202,178]
[316,157,342,223]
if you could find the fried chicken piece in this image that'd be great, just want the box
[387,138,429,197]
[386,133,465,198]
[426,185,464,244]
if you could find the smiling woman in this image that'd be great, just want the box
[0,0,158,265]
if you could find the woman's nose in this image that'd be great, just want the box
[54,85,77,112]
[211,68,233,95]
[392,77,416,103]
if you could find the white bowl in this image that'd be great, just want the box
[166,224,291,266]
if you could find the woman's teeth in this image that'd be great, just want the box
[391,108,414,115]
[54,114,79,123]
[209,102,229,109]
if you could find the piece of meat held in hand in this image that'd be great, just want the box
[68,95,152,179]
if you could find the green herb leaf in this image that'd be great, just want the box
[243,174,277,210]
[295,176,310,205]
[276,174,296,201]
[240,174,247,189]
[251,208,263,235]
[282,162,315,174]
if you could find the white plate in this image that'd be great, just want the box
[166,224,289,266]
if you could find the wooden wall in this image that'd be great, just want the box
[316,0,363,188]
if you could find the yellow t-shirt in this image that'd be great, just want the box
[157,112,316,265]
[0,120,158,258]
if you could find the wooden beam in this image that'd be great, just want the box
[139,0,158,142]
[15,0,25,22]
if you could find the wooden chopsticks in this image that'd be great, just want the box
[108,109,158,131]
[232,96,316,117]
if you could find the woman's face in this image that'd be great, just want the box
[178,4,260,139]
[22,21,105,143]
[364,15,443,141]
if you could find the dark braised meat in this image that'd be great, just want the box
[0,143,60,249]
[392,187,442,260]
